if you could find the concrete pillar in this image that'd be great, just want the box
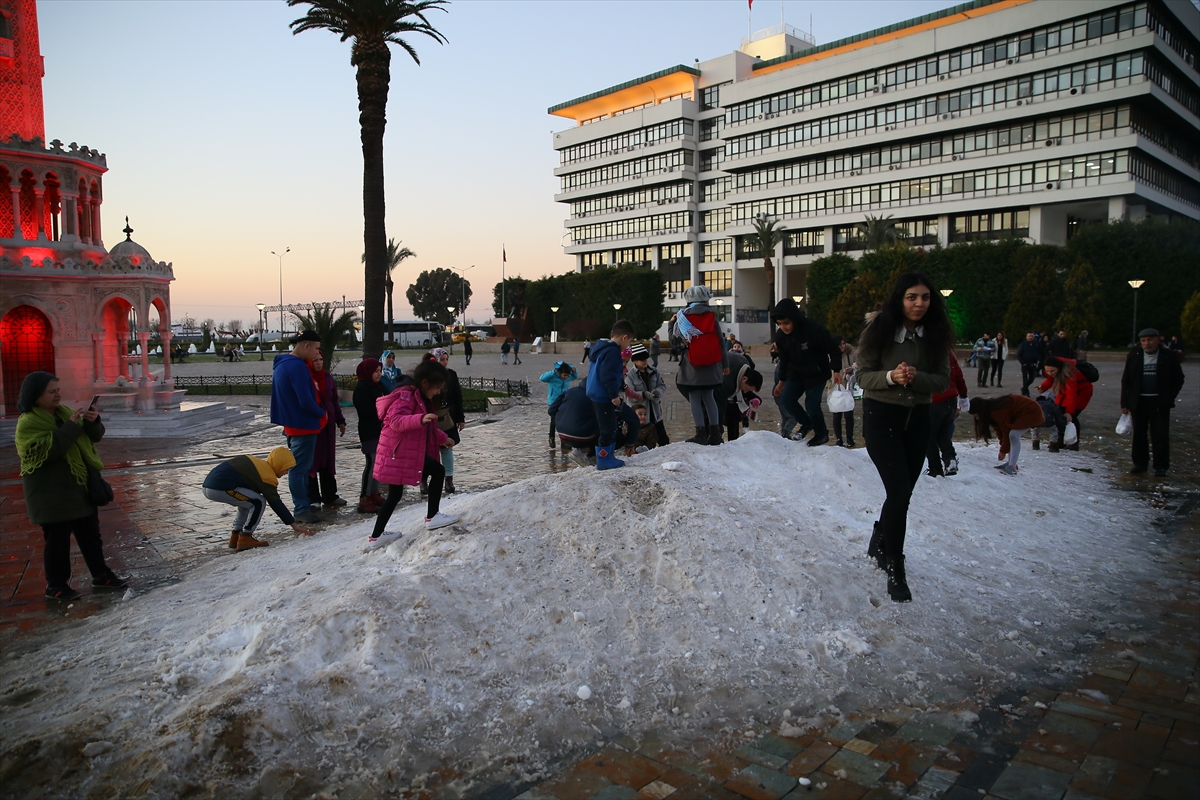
[1027,206,1043,244]
[160,332,173,381]
[138,332,152,380]
[774,239,787,310]
[92,331,106,383]
[1108,196,1127,222]
[9,185,22,240]
[937,215,951,248]
[90,202,102,248]
[823,226,834,255]
[33,188,44,240]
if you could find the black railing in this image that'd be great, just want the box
[173,374,530,398]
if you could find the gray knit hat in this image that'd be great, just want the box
[17,371,56,414]
[683,285,712,303]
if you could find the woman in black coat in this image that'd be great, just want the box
[352,358,387,513]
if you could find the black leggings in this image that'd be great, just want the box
[863,399,931,559]
[42,509,111,588]
[371,456,445,537]
[833,410,855,443]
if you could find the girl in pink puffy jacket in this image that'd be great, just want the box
[369,360,460,541]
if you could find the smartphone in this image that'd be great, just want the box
[89,394,100,411]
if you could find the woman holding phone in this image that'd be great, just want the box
[14,372,127,600]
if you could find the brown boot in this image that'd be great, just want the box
[1066,442,1079,451]
[229,529,242,549]
[236,533,269,551]
[1048,442,1061,453]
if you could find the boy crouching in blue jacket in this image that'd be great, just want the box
[540,361,578,449]
[585,320,636,470]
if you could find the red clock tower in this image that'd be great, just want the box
[0,0,45,142]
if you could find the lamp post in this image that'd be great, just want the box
[713,298,724,323]
[613,302,622,322]
[1128,280,1145,345]
[940,289,954,297]
[271,247,290,333]
[256,303,266,360]
[550,306,559,354]
[358,306,365,348]
[449,264,476,329]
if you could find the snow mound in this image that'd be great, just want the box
[0,432,1158,797]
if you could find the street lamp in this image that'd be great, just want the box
[271,247,290,333]
[1128,280,1145,344]
[256,303,266,360]
[449,265,476,328]
[613,302,622,322]
[940,289,954,297]
[358,306,365,348]
[550,306,559,354]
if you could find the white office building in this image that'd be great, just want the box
[549,0,1199,343]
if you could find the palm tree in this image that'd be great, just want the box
[362,238,415,344]
[750,213,787,315]
[856,214,906,252]
[292,304,359,371]
[288,0,448,358]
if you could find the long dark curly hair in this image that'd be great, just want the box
[858,271,955,360]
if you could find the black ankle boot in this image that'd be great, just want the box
[707,425,723,445]
[867,522,887,571]
[688,426,708,444]
[887,555,912,603]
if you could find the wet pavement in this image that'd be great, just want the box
[1,351,1196,799]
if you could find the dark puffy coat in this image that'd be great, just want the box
[771,298,841,388]
[353,378,386,443]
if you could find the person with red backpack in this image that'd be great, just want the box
[770,298,842,447]
[669,285,730,445]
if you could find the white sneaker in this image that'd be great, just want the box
[425,512,460,530]
[945,458,959,476]
[634,445,650,454]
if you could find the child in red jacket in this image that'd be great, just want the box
[369,359,459,542]
[1034,356,1093,452]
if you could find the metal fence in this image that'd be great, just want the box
[173,374,530,399]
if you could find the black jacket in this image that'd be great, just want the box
[1017,340,1041,366]
[1120,347,1184,412]
[771,299,841,388]
[352,378,386,442]
[1048,336,1074,359]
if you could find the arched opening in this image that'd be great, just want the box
[19,170,36,240]
[89,180,101,244]
[100,297,136,380]
[1,305,55,411]
[77,178,90,242]
[43,173,61,242]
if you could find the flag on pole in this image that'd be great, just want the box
[748,0,754,8]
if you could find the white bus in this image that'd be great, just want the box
[385,320,443,349]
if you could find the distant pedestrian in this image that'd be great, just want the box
[990,332,1008,387]
[15,372,127,600]
[972,333,994,388]
[203,447,310,549]
[649,333,661,367]
[380,349,400,392]
[582,339,591,362]
[501,338,511,365]
[512,338,522,365]
[969,394,1044,476]
[430,348,465,494]
[540,360,579,448]
[307,352,348,510]
[673,286,731,446]
[1121,329,1185,477]
[830,336,858,448]
[626,343,669,446]
[270,330,327,524]
[1017,332,1040,396]
[925,346,968,476]
[462,335,473,365]
[1074,330,1089,362]
[369,359,460,541]
[856,271,953,603]
[1048,329,1074,360]
[352,357,387,514]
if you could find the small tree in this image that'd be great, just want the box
[805,253,857,328]
[1003,258,1065,338]
[1181,290,1200,350]
[293,304,357,370]
[750,214,786,316]
[407,268,468,326]
[1055,258,1105,341]
[827,269,886,342]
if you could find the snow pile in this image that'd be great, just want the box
[0,432,1159,797]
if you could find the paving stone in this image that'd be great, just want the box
[1128,668,1190,702]
[787,742,840,777]
[826,720,868,746]
[907,766,959,800]
[1091,726,1167,769]
[1040,710,1104,742]
[1163,734,1200,768]
[1147,760,1200,799]
[882,744,934,787]
[942,787,984,800]
[750,734,806,762]
[635,779,676,799]
[954,752,1009,792]
[859,786,907,800]
[578,747,669,790]
[780,775,868,799]
[1052,697,1142,725]
[1069,754,1152,799]
[855,720,900,745]
[932,744,975,773]
[842,738,877,756]
[1023,729,1095,764]
[514,788,558,800]
[988,762,1074,800]
[659,778,742,800]
[591,786,640,800]
[1013,748,1081,774]
[894,719,956,747]
[723,763,797,800]
[821,749,890,786]
[736,745,790,771]
[1117,692,1200,724]
[538,767,613,800]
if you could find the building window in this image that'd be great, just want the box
[660,243,691,295]
[701,83,726,111]
[580,251,610,272]
[700,147,725,172]
[702,269,733,296]
[736,235,765,259]
[700,117,721,142]
[570,211,693,246]
[559,119,694,166]
[614,247,651,268]
[833,218,939,251]
[950,209,1030,243]
[560,149,693,193]
[784,229,825,256]
[701,239,733,263]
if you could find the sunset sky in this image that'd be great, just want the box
[40,0,959,330]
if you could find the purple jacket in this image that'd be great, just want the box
[373,385,448,486]
[310,371,346,475]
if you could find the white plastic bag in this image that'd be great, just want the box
[828,386,855,413]
[957,396,971,413]
[1063,422,1078,446]
[1115,413,1132,436]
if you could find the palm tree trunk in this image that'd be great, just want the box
[356,40,391,358]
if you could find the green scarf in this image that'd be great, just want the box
[15,405,105,486]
